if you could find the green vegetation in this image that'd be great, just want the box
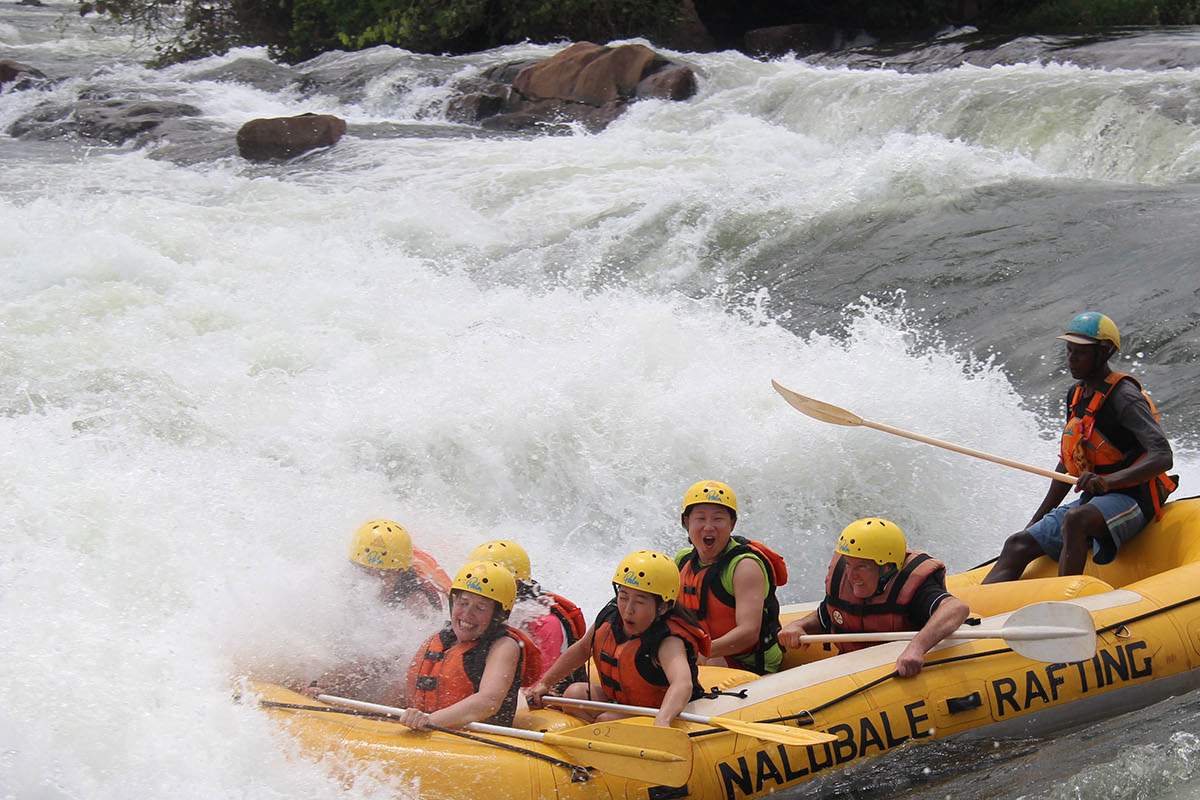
[76,0,1200,66]
[1003,0,1198,26]
[290,0,681,58]
[79,0,683,65]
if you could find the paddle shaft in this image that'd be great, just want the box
[796,602,1098,663]
[862,419,1076,485]
[251,698,592,776]
[544,696,726,726]
[800,626,1088,644]
[318,694,685,762]
[539,696,833,743]
[542,697,837,747]
[770,380,1076,485]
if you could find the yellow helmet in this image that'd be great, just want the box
[836,518,906,567]
[348,519,413,570]
[468,540,531,582]
[680,479,738,528]
[612,550,680,604]
[451,560,517,611]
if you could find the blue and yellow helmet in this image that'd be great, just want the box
[1057,312,1121,351]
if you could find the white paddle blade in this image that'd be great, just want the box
[1002,601,1097,663]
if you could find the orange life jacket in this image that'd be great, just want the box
[1059,372,1176,520]
[592,600,710,708]
[405,624,542,725]
[413,548,452,593]
[385,550,449,613]
[822,550,945,653]
[675,536,786,672]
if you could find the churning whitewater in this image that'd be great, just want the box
[3,4,1200,798]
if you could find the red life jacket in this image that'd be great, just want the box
[1059,372,1176,520]
[405,624,542,725]
[543,591,587,643]
[675,536,786,672]
[822,550,945,653]
[592,600,710,708]
[542,590,589,686]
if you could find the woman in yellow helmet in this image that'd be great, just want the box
[526,550,710,727]
[384,560,542,729]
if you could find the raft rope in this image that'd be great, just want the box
[1096,592,1200,636]
[687,591,1200,742]
[243,697,593,782]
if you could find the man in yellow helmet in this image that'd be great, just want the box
[674,480,787,674]
[348,519,451,613]
[779,518,968,677]
[291,519,451,700]
[983,313,1175,582]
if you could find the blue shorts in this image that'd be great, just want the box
[1027,494,1147,565]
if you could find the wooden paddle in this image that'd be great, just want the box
[541,696,837,746]
[317,694,694,786]
[770,380,1077,485]
[798,601,1098,663]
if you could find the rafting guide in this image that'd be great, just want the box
[286,519,450,701]
[347,518,451,614]
[984,312,1177,582]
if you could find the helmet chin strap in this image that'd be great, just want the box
[873,563,899,596]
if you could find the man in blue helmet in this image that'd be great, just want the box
[983,312,1176,582]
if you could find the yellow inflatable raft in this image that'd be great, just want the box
[247,496,1200,800]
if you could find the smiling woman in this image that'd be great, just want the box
[382,560,542,729]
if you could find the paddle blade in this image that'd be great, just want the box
[1004,601,1097,663]
[708,716,837,747]
[771,381,863,427]
[549,720,693,787]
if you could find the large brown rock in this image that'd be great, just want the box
[636,66,697,101]
[486,41,697,133]
[571,44,663,106]
[511,42,609,101]
[236,113,346,161]
[513,42,665,107]
[0,59,47,90]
